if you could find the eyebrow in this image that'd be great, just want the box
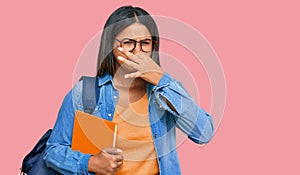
[120,37,152,41]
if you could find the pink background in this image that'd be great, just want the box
[1,0,299,174]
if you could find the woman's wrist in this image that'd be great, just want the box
[87,155,96,173]
[143,71,164,86]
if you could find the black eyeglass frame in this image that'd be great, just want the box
[115,38,157,53]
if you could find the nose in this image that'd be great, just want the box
[132,43,142,55]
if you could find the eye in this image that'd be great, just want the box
[123,41,134,44]
[141,40,151,45]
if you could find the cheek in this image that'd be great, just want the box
[147,52,152,57]
[112,48,121,65]
[112,47,119,59]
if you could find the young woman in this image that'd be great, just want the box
[44,6,214,175]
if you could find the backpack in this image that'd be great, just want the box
[20,76,98,175]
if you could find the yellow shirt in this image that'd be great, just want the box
[113,94,159,175]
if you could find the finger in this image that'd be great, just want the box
[103,147,123,155]
[118,47,135,58]
[117,160,123,166]
[118,47,141,63]
[110,161,119,169]
[124,71,141,79]
[112,154,124,162]
[117,56,139,69]
[113,166,121,172]
[113,162,123,171]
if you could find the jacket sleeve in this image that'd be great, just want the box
[43,82,95,175]
[153,73,214,144]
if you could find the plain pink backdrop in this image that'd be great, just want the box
[1,0,299,174]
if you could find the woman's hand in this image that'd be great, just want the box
[88,147,123,175]
[117,47,164,86]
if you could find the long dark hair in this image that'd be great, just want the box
[97,6,160,77]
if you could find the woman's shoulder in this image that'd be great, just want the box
[69,76,101,101]
[71,79,84,96]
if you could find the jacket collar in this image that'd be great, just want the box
[97,72,113,86]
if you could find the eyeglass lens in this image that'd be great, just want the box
[120,39,153,52]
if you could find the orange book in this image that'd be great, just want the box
[71,110,117,155]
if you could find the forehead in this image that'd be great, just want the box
[116,23,151,39]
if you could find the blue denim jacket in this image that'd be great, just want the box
[44,72,214,175]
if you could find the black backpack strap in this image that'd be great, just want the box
[81,76,99,114]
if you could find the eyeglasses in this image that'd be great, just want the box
[115,38,155,53]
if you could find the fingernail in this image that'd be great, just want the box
[117,56,123,61]
[118,47,123,51]
[117,149,123,153]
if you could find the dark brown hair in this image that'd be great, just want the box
[97,6,160,77]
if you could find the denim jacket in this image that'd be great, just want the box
[44,72,214,175]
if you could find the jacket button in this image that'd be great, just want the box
[154,134,158,138]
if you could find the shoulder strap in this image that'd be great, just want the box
[81,76,99,114]
[21,129,53,173]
